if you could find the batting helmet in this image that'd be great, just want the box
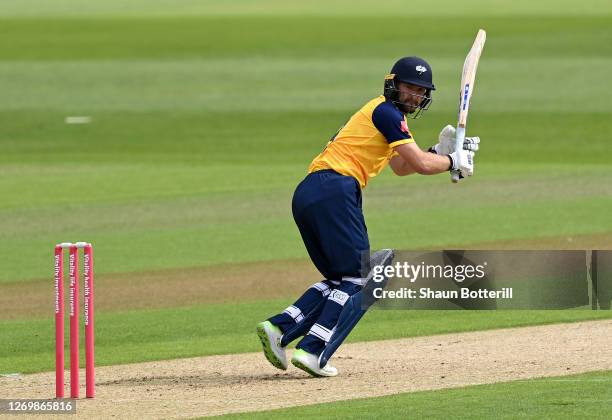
[384,56,435,117]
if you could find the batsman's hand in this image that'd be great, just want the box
[429,125,480,155]
[449,149,474,178]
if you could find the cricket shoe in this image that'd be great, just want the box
[256,321,288,370]
[291,349,338,377]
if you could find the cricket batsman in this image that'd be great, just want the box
[257,57,480,377]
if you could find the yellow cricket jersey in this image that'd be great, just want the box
[308,96,415,188]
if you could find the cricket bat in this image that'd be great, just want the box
[451,29,486,183]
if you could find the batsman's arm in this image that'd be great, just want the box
[388,154,416,176]
[392,143,451,175]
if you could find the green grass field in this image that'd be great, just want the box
[0,0,611,417]
[218,370,612,419]
[1,4,612,282]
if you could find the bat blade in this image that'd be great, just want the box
[451,29,486,183]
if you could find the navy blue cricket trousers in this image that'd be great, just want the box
[292,170,370,281]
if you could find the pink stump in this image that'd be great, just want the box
[83,244,95,398]
[69,245,79,399]
[54,245,64,399]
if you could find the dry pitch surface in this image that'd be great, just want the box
[1,320,610,418]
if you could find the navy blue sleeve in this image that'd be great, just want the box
[371,102,413,146]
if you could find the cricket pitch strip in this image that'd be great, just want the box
[1,320,610,418]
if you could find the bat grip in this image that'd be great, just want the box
[451,170,461,183]
[451,125,466,183]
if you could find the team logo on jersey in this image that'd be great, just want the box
[400,120,409,133]
[415,65,427,75]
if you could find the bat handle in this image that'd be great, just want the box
[451,170,461,183]
[451,125,466,183]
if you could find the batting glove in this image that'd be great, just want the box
[429,125,480,155]
[449,149,475,178]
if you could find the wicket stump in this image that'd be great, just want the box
[54,242,95,399]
